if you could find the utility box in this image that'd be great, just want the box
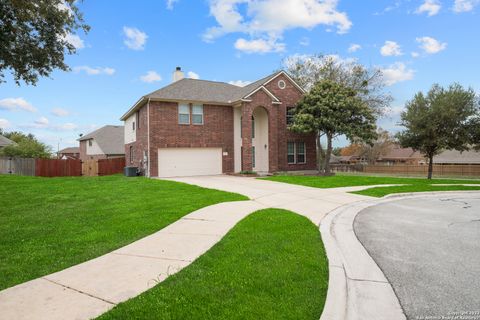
[124,166,138,177]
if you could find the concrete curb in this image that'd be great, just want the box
[319,191,480,320]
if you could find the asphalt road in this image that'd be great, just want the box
[354,193,480,320]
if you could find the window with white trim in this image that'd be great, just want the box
[192,105,204,125]
[297,142,306,163]
[287,141,306,164]
[287,142,295,164]
[178,104,190,125]
[286,107,295,125]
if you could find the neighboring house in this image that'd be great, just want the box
[376,145,425,165]
[78,125,125,161]
[121,67,316,178]
[0,134,14,150]
[57,147,80,160]
[433,149,480,165]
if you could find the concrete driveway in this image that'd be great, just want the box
[354,193,480,320]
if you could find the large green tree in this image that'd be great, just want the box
[291,79,377,175]
[0,0,89,85]
[0,130,52,158]
[397,83,480,179]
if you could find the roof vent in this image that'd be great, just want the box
[173,67,184,83]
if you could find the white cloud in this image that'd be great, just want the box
[187,71,200,79]
[166,0,179,9]
[56,123,78,131]
[73,66,116,76]
[203,0,352,52]
[453,0,480,12]
[381,62,415,86]
[63,33,85,49]
[0,97,37,112]
[416,36,447,54]
[348,43,361,53]
[140,71,162,83]
[380,41,402,56]
[229,80,251,87]
[123,26,148,50]
[411,51,420,58]
[415,0,441,16]
[300,37,310,46]
[234,37,285,53]
[0,118,11,129]
[34,117,50,128]
[51,108,70,117]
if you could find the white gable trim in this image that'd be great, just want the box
[263,71,306,94]
[243,86,281,103]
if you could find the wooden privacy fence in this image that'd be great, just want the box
[0,157,35,176]
[36,159,82,177]
[331,164,480,177]
[82,158,125,176]
[1,157,125,177]
[98,158,125,176]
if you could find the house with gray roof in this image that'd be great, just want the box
[120,67,315,177]
[0,134,14,150]
[78,125,125,161]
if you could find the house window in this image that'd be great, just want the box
[252,146,256,168]
[88,140,92,147]
[297,142,306,164]
[287,142,306,164]
[132,121,135,131]
[286,107,295,125]
[192,105,204,125]
[129,146,134,164]
[287,142,295,164]
[252,116,255,138]
[178,104,190,124]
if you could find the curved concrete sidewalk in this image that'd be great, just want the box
[0,175,372,320]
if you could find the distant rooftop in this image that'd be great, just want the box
[78,125,124,155]
[0,134,14,147]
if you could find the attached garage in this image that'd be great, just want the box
[158,148,223,178]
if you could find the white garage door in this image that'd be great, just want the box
[158,148,223,178]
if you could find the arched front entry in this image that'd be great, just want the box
[251,107,269,173]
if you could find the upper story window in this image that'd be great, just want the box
[192,105,204,125]
[286,107,295,125]
[278,80,286,89]
[178,104,190,125]
[132,121,135,131]
[88,140,92,147]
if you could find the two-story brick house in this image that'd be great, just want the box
[121,68,316,178]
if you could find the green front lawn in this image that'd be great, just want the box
[0,175,247,291]
[263,174,480,189]
[98,209,328,320]
[352,184,480,197]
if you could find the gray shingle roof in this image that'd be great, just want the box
[0,134,14,147]
[121,71,294,120]
[144,71,283,104]
[433,149,480,164]
[58,147,80,154]
[78,125,125,155]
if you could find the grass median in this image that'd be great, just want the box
[98,209,329,320]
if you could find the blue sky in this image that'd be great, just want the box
[1,0,479,150]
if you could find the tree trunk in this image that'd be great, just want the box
[427,154,433,179]
[316,131,325,173]
[324,133,333,175]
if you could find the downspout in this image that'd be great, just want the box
[147,98,151,178]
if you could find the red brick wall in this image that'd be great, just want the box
[241,74,317,172]
[148,101,234,177]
